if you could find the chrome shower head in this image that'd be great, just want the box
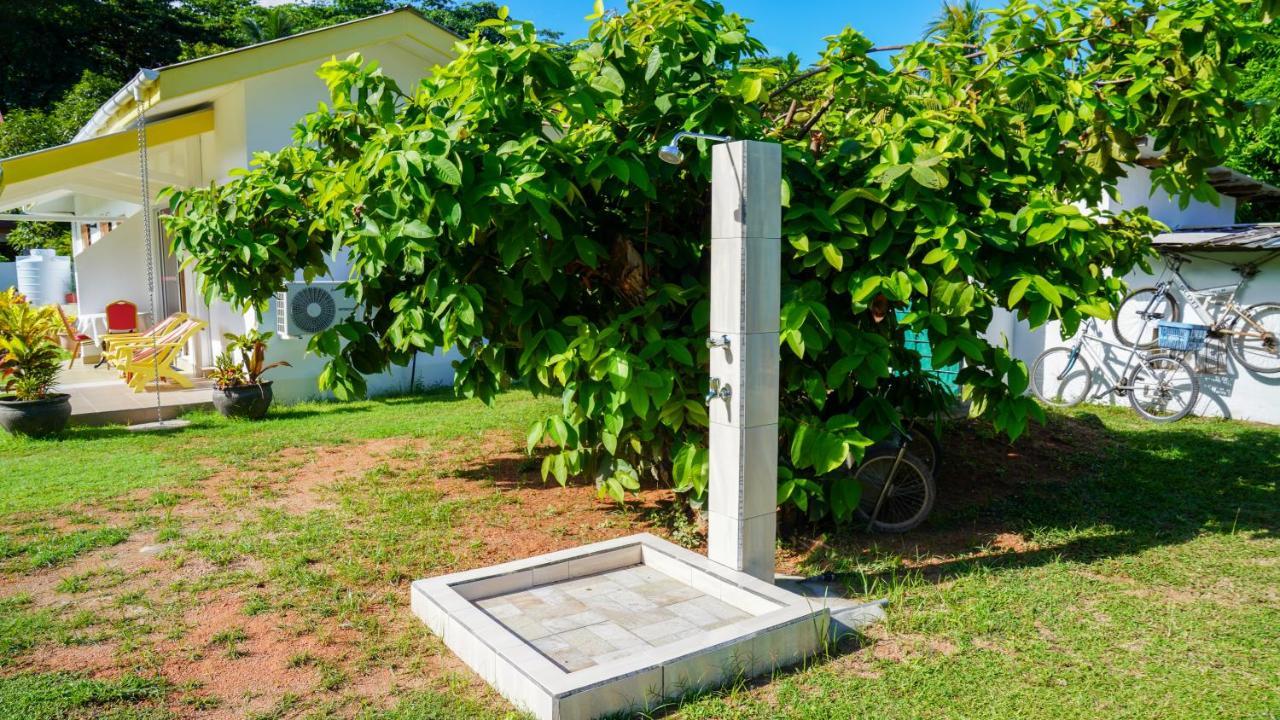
[658,144,684,165]
[657,130,733,165]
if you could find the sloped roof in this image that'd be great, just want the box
[0,9,458,209]
[1134,139,1280,200]
[0,109,212,189]
[1152,224,1280,251]
[75,7,458,141]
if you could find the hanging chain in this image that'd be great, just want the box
[135,88,163,425]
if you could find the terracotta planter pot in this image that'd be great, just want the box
[212,381,274,420]
[0,394,72,437]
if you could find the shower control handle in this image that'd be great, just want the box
[705,378,732,404]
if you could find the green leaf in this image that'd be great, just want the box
[910,164,945,189]
[922,247,949,265]
[645,48,663,82]
[821,244,844,271]
[526,421,544,453]
[1032,276,1062,307]
[1007,360,1029,396]
[1057,112,1074,135]
[402,220,432,239]
[547,415,568,446]
[432,156,462,186]
[591,64,625,96]
[829,476,862,521]
[1007,277,1031,308]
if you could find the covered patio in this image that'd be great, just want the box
[0,106,219,379]
[57,360,212,426]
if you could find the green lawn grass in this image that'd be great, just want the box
[0,392,1276,719]
[0,390,551,516]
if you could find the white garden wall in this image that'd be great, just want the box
[1105,164,1237,228]
[73,215,151,316]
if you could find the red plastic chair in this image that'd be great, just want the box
[93,300,139,368]
[105,300,138,334]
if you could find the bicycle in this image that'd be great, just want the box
[846,425,936,533]
[1030,318,1200,422]
[1113,253,1280,373]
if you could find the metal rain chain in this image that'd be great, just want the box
[130,80,185,432]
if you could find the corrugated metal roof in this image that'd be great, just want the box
[1135,139,1280,200]
[1152,224,1280,251]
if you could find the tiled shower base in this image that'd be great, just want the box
[411,534,828,720]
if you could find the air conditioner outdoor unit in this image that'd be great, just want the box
[277,281,356,339]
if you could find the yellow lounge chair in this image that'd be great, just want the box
[100,313,189,369]
[119,317,207,392]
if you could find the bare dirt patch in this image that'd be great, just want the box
[3,414,1115,717]
[2,432,696,718]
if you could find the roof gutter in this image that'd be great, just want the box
[71,68,159,143]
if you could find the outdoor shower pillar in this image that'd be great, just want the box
[706,140,781,583]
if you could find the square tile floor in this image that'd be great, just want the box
[476,564,752,672]
[57,361,212,422]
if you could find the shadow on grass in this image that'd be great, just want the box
[792,410,1279,586]
[20,389,470,443]
[451,452,604,494]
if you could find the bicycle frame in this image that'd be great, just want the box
[865,430,910,532]
[1061,319,1148,396]
[1148,256,1265,338]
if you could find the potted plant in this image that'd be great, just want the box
[0,291,71,437]
[210,329,290,419]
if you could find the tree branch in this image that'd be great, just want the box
[797,96,835,137]
[767,42,980,100]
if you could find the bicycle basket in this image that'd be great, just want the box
[1157,321,1209,352]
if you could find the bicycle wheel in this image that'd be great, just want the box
[1127,353,1199,423]
[1228,302,1280,374]
[852,448,936,533]
[1030,347,1093,407]
[1114,287,1180,348]
[905,421,942,476]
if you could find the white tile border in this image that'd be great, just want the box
[411,533,830,720]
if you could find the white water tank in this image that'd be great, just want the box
[15,249,72,306]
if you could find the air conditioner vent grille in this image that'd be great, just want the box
[290,286,337,334]
[277,281,356,339]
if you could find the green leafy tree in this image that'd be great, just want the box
[924,0,988,44]
[0,71,121,165]
[3,223,72,259]
[0,0,201,113]
[1224,31,1280,220]
[1,1,518,152]
[164,0,1271,519]
[239,8,298,44]
[0,110,62,160]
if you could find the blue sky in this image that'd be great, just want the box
[502,1,993,63]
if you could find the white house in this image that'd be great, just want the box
[992,158,1280,424]
[0,9,460,402]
